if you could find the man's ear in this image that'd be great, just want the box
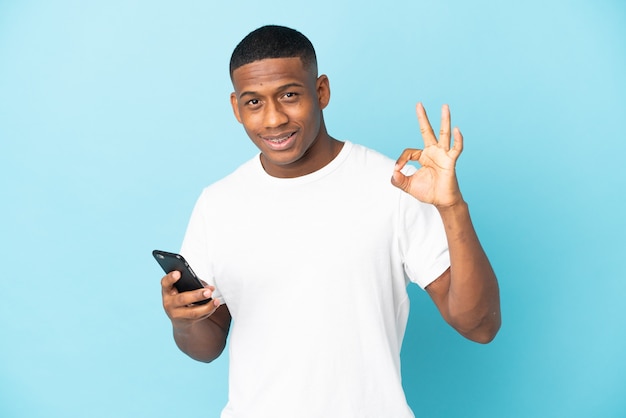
[230,92,242,123]
[316,74,330,110]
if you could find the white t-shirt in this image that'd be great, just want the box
[181,141,450,418]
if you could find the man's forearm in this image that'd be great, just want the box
[437,201,501,342]
[173,305,230,362]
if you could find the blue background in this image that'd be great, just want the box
[1,1,625,417]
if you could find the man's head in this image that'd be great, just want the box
[229,26,337,179]
[229,25,318,79]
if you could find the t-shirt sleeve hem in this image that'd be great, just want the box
[413,256,451,290]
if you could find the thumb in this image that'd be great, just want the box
[391,170,410,193]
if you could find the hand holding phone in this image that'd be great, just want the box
[153,250,212,305]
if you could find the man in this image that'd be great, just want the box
[161,25,500,418]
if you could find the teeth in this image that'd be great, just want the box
[266,133,291,143]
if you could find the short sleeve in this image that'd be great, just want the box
[397,190,451,289]
[179,190,224,302]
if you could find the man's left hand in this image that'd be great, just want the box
[391,103,464,209]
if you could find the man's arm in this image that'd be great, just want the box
[426,203,500,343]
[392,103,501,343]
[161,271,232,362]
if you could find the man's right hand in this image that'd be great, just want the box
[161,271,221,326]
[160,270,231,362]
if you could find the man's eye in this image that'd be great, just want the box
[284,92,298,99]
[247,99,259,106]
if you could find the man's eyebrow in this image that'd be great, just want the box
[238,82,305,99]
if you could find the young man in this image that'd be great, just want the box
[161,25,500,418]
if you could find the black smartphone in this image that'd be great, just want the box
[152,250,211,305]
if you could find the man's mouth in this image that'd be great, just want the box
[261,131,297,147]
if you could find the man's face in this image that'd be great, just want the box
[230,57,330,178]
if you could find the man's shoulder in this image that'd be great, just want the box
[345,142,397,172]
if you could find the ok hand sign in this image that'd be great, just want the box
[391,103,465,209]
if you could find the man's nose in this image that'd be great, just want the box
[263,101,288,128]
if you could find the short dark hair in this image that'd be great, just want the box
[229,25,317,78]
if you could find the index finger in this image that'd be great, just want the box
[394,148,423,170]
[416,102,437,147]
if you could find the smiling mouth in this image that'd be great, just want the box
[261,131,296,145]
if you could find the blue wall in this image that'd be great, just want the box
[1,1,624,417]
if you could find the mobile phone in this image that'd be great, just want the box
[152,250,211,305]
